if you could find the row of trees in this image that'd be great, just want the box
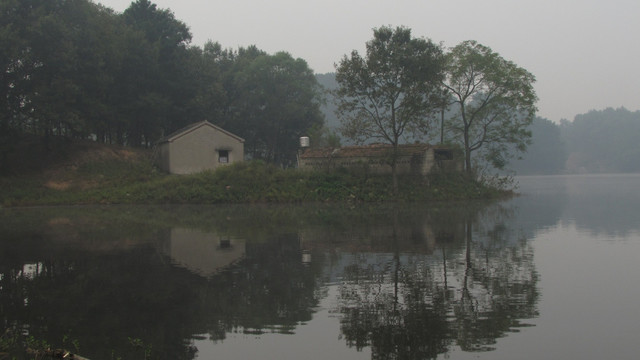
[1,0,324,165]
[509,107,640,175]
[562,107,640,173]
[333,26,537,188]
[2,1,536,174]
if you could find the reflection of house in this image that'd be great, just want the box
[298,143,462,175]
[166,228,245,277]
[156,121,244,174]
[300,223,444,255]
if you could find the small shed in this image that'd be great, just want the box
[156,121,244,174]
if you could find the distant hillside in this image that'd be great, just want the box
[561,107,640,173]
[510,117,567,175]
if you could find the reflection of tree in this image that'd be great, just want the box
[0,214,324,360]
[337,202,539,359]
[450,203,539,351]
[1,203,540,359]
[0,245,206,360]
[203,233,323,341]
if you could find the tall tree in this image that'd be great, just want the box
[443,40,537,177]
[334,26,444,193]
[224,51,324,166]
[122,0,194,145]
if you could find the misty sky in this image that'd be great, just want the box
[96,0,640,122]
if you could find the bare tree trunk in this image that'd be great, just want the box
[391,160,398,196]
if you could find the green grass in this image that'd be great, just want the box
[0,159,508,207]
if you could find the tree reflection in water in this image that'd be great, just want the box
[334,202,539,359]
[0,202,538,359]
[0,208,324,360]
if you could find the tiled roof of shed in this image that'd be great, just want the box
[300,143,433,159]
[157,120,244,144]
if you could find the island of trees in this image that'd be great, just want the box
[1,0,638,206]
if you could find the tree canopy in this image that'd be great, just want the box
[334,26,444,191]
[0,0,324,168]
[219,50,324,165]
[443,40,537,176]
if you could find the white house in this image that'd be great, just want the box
[156,121,244,174]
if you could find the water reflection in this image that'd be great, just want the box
[517,174,640,236]
[165,228,245,277]
[0,202,538,359]
[319,204,538,359]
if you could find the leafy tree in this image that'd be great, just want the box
[334,26,444,193]
[306,122,341,148]
[224,51,324,166]
[122,0,194,145]
[179,43,226,126]
[0,0,319,166]
[443,40,537,177]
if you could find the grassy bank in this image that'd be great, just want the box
[1,156,507,207]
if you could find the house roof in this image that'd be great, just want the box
[157,121,245,144]
[300,143,436,159]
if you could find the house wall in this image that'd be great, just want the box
[168,228,245,277]
[299,148,462,175]
[300,154,427,175]
[164,125,244,174]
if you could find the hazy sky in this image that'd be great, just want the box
[96,0,640,122]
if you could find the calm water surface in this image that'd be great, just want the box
[1,174,639,359]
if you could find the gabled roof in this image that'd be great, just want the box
[157,121,244,144]
[300,143,434,159]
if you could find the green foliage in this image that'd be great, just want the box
[334,26,444,192]
[335,26,444,146]
[443,40,537,176]
[1,0,324,160]
[216,50,324,166]
[1,159,506,207]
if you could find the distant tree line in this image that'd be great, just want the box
[321,68,640,175]
[507,107,640,174]
[0,0,324,166]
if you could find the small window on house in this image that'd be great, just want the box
[218,150,229,163]
[219,238,231,249]
[434,149,453,161]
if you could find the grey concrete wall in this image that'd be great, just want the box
[300,149,462,175]
[300,153,429,175]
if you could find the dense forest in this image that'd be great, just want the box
[0,0,324,168]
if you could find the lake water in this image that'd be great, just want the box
[1,174,639,360]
